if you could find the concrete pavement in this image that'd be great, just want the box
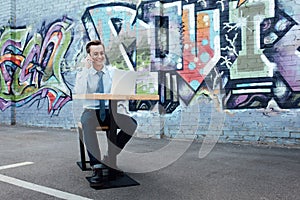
[0,124,299,200]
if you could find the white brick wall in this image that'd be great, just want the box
[0,0,299,146]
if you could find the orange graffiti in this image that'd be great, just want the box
[180,9,214,90]
[0,54,24,66]
[237,0,248,8]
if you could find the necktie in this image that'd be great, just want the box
[96,71,106,121]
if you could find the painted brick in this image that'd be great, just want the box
[280,138,298,145]
[223,130,239,136]
[217,136,229,142]
[227,135,244,142]
[197,131,223,136]
[290,132,300,139]
[0,109,13,125]
[263,132,290,138]
[243,136,260,142]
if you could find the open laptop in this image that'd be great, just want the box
[111,69,137,95]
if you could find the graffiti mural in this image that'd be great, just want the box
[79,0,300,113]
[81,1,223,113]
[1,0,299,115]
[221,0,300,109]
[0,17,73,115]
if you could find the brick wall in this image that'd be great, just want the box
[0,0,300,145]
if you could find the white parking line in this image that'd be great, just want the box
[0,162,34,171]
[0,162,93,200]
[0,174,93,200]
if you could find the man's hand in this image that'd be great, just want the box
[84,54,94,69]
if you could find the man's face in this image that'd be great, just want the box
[89,44,105,67]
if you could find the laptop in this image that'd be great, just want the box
[111,69,137,95]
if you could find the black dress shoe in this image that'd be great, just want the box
[90,174,104,184]
[90,164,106,178]
[89,164,107,185]
[92,163,107,170]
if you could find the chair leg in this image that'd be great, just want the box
[78,125,87,170]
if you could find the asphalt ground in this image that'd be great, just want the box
[0,124,300,200]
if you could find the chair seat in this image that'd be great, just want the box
[77,122,109,131]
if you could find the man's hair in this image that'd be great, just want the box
[85,40,105,54]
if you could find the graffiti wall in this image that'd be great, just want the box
[0,17,73,115]
[78,0,300,113]
[0,0,300,141]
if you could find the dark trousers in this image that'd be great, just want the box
[81,109,137,166]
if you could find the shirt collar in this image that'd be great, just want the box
[89,65,108,75]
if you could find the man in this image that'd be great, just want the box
[74,40,137,182]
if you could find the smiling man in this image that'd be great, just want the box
[74,40,137,184]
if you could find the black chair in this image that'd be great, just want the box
[77,122,109,171]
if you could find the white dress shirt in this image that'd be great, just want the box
[74,64,115,109]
